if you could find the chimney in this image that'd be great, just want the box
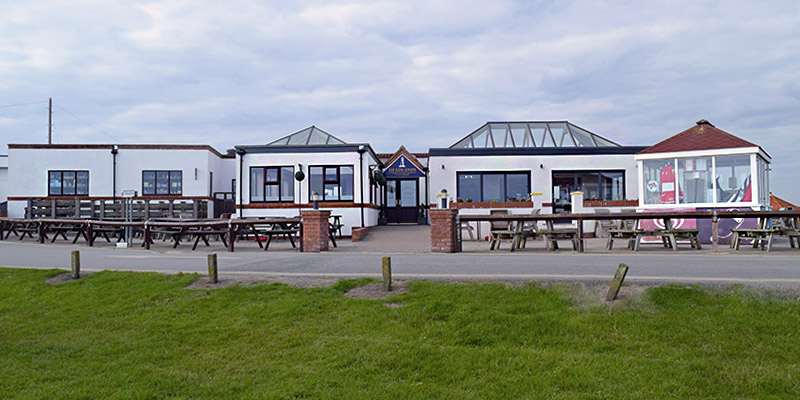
[696,119,714,127]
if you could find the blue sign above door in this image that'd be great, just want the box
[383,155,425,178]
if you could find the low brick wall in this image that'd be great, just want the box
[430,209,460,253]
[301,210,331,252]
[351,226,372,242]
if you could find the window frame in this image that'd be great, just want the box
[455,171,531,202]
[551,170,626,202]
[309,165,355,202]
[142,170,183,196]
[249,166,295,203]
[48,170,90,196]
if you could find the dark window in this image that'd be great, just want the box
[48,170,89,196]
[309,165,354,201]
[142,170,182,195]
[551,170,625,202]
[249,166,294,203]
[456,171,530,202]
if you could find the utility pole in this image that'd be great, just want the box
[48,97,52,144]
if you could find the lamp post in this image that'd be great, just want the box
[312,192,319,210]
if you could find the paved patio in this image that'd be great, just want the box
[339,225,431,253]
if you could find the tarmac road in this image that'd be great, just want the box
[2,239,800,287]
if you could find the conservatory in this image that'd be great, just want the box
[635,120,771,210]
[429,121,647,214]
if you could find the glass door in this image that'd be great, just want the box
[385,179,418,223]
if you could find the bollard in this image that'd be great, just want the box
[208,253,218,284]
[70,250,80,279]
[606,263,629,301]
[382,257,392,292]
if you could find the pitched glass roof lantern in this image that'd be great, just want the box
[265,126,347,146]
[449,121,620,149]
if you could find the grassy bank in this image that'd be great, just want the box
[1,268,799,399]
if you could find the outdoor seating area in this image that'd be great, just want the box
[459,208,800,253]
[729,208,800,252]
[0,214,342,252]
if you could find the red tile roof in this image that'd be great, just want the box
[770,193,797,210]
[638,120,759,154]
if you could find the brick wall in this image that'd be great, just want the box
[351,226,372,242]
[430,209,460,253]
[301,210,331,252]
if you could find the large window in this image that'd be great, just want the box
[642,160,675,205]
[552,170,625,202]
[456,172,530,202]
[49,170,89,196]
[716,155,751,203]
[143,170,182,195]
[678,157,712,204]
[309,166,354,201]
[641,154,760,206]
[250,166,294,202]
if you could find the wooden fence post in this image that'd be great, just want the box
[606,263,629,301]
[382,257,392,291]
[71,250,80,279]
[208,253,218,284]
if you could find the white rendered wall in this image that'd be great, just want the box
[427,153,639,207]
[236,149,381,235]
[0,155,8,204]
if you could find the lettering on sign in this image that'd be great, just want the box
[384,156,425,178]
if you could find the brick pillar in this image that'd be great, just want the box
[301,210,331,252]
[430,209,460,253]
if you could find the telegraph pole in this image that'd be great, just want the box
[48,97,52,144]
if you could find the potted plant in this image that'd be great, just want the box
[378,207,388,225]
[417,205,428,225]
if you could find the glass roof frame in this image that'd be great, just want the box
[265,126,347,146]
[450,121,619,149]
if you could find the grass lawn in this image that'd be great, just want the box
[1,268,799,399]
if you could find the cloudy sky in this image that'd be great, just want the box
[1,1,799,199]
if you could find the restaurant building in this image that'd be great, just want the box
[4,144,236,218]
[3,119,772,242]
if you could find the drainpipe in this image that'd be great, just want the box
[423,166,430,222]
[111,145,119,201]
[236,148,246,218]
[358,145,366,227]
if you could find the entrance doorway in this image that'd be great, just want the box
[385,179,418,223]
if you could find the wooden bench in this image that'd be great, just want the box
[656,228,702,251]
[606,219,644,251]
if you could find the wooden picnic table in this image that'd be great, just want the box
[458,209,800,253]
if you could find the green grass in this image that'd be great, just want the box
[1,269,799,399]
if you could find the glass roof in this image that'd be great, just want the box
[450,121,620,148]
[266,126,346,146]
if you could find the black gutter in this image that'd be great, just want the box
[110,145,118,201]
[236,148,246,217]
[358,146,366,227]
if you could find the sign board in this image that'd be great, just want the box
[121,190,138,198]
[383,155,425,179]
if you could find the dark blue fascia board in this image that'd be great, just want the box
[235,144,383,166]
[427,146,650,157]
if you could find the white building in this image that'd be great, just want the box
[5,144,235,218]
[234,127,385,236]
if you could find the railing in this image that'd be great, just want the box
[23,198,208,220]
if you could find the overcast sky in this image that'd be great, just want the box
[1,1,799,200]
